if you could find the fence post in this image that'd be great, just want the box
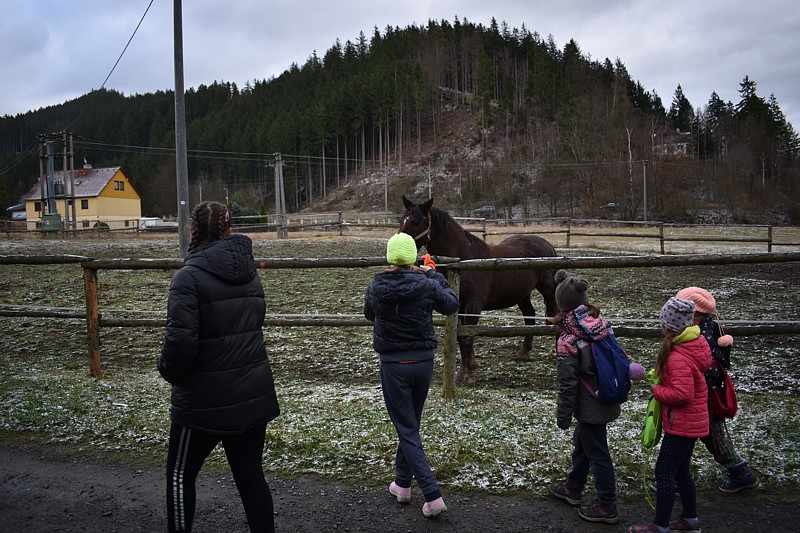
[659,224,665,255]
[83,266,102,378]
[768,225,773,253]
[566,219,571,248]
[338,211,343,236]
[442,268,460,400]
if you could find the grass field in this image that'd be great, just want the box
[1,230,799,498]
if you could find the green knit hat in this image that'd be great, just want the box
[386,233,418,265]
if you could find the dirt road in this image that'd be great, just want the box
[1,438,796,533]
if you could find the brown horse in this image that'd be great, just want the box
[400,196,559,385]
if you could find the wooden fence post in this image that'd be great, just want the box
[442,268,460,400]
[659,223,665,255]
[768,225,773,253]
[566,219,571,248]
[83,266,102,378]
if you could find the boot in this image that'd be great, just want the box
[719,461,758,493]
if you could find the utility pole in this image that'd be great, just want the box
[173,0,190,258]
[642,160,648,222]
[274,153,287,238]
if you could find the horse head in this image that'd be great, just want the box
[399,196,434,249]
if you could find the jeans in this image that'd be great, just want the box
[166,422,274,532]
[566,421,616,506]
[380,359,441,502]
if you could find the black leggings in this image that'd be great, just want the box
[166,422,274,532]
[654,433,698,528]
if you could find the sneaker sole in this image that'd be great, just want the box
[577,510,620,525]
[548,487,580,507]
[719,481,759,494]
[422,503,447,518]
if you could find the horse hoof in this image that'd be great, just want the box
[514,351,533,361]
[455,374,478,387]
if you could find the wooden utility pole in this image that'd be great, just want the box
[173,0,190,258]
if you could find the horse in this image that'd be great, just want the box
[399,196,559,386]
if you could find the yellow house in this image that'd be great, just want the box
[22,166,142,230]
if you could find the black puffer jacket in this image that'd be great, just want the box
[158,234,279,434]
[364,268,459,362]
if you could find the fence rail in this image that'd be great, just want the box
[7,213,799,253]
[3,250,800,398]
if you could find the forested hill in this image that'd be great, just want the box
[2,18,798,223]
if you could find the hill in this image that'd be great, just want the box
[1,19,798,223]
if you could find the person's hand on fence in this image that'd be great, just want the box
[421,253,436,269]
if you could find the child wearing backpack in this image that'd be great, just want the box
[627,297,712,533]
[548,270,624,525]
[675,286,758,493]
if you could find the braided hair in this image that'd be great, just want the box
[189,201,231,251]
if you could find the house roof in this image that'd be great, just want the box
[21,166,136,200]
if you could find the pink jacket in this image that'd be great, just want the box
[653,331,713,438]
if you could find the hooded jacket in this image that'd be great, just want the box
[364,268,459,362]
[653,326,712,438]
[555,305,621,427]
[158,234,279,434]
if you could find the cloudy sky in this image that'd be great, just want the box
[2,0,799,128]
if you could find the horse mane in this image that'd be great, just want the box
[430,206,492,257]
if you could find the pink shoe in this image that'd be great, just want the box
[422,497,447,517]
[388,482,411,503]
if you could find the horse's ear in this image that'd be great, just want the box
[402,196,413,210]
[421,197,434,214]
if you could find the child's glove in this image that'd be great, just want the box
[645,369,660,385]
[421,253,436,269]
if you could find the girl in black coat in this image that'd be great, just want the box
[159,201,279,532]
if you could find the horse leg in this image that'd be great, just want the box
[537,270,560,318]
[515,297,537,360]
[455,313,480,386]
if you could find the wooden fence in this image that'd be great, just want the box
[7,212,798,254]
[2,251,800,398]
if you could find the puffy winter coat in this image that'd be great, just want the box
[158,234,279,434]
[555,306,621,427]
[364,267,459,362]
[653,328,712,438]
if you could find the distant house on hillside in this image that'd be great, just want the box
[652,125,692,158]
[21,166,142,230]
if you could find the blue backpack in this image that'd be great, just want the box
[579,333,631,405]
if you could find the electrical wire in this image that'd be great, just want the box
[64,0,155,132]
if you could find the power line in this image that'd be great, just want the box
[64,0,155,132]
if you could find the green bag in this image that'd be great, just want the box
[640,395,662,509]
[641,395,662,450]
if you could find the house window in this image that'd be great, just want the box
[124,220,130,227]
[34,201,42,212]
[81,199,89,209]
[114,180,125,191]
[82,220,90,228]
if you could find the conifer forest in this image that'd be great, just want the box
[1,18,798,223]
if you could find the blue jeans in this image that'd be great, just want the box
[566,421,616,506]
[380,359,441,502]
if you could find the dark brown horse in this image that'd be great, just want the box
[400,196,559,385]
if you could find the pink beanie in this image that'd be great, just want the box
[676,286,716,314]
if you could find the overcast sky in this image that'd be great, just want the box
[2,0,799,129]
